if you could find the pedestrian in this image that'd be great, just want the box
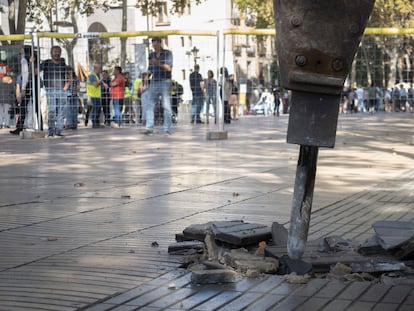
[189,64,204,124]
[64,66,80,130]
[144,37,173,135]
[399,84,407,112]
[229,74,239,120]
[408,83,414,113]
[40,45,68,137]
[101,70,111,127]
[110,66,125,128]
[219,67,232,124]
[138,71,150,125]
[171,80,183,123]
[123,71,133,123]
[204,70,217,124]
[272,86,281,116]
[10,45,33,135]
[87,64,104,128]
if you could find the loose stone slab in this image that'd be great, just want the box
[271,222,288,247]
[372,221,414,250]
[168,241,205,254]
[191,268,237,284]
[350,261,406,273]
[224,248,279,274]
[211,222,272,246]
[358,235,389,256]
[277,255,313,275]
[182,220,244,242]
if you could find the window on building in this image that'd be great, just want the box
[156,1,170,26]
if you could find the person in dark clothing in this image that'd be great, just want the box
[171,80,183,123]
[100,70,111,126]
[219,67,232,124]
[10,46,34,135]
[189,64,204,124]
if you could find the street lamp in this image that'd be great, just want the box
[191,46,199,64]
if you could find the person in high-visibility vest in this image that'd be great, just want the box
[86,64,104,128]
[132,76,142,123]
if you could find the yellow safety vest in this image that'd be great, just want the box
[124,83,132,99]
[86,73,101,98]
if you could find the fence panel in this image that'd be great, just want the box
[1,29,414,135]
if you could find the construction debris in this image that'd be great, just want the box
[167,220,414,284]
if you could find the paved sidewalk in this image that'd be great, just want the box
[0,112,414,310]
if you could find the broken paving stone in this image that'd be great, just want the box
[211,222,272,246]
[372,220,414,250]
[271,222,288,247]
[395,239,414,260]
[168,241,205,255]
[358,235,389,256]
[224,248,279,274]
[202,261,228,270]
[277,255,313,275]
[182,220,244,242]
[350,261,406,273]
[318,235,357,253]
[181,220,272,247]
[204,231,219,261]
[191,268,237,284]
[175,233,194,242]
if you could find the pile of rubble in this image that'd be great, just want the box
[167,220,414,285]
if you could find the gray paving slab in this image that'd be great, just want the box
[1,113,414,310]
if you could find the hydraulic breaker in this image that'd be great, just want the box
[273,0,375,259]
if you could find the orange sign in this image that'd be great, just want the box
[0,63,11,78]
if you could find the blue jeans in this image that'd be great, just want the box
[191,94,204,122]
[112,98,123,125]
[46,88,67,135]
[141,91,149,121]
[146,80,172,132]
[205,94,217,122]
[66,96,78,128]
[91,97,102,126]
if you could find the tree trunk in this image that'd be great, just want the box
[120,0,128,69]
[16,0,27,35]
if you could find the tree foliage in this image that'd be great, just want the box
[233,0,414,28]
[369,0,414,27]
[233,0,274,28]
[135,0,205,16]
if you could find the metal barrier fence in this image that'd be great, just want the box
[0,28,413,133]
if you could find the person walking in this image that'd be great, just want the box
[204,70,217,124]
[87,64,104,128]
[189,64,204,124]
[64,66,80,130]
[110,66,125,128]
[219,67,232,124]
[40,45,68,137]
[10,46,33,135]
[144,37,173,135]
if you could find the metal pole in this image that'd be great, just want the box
[220,30,225,132]
[30,32,38,131]
[287,145,319,259]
